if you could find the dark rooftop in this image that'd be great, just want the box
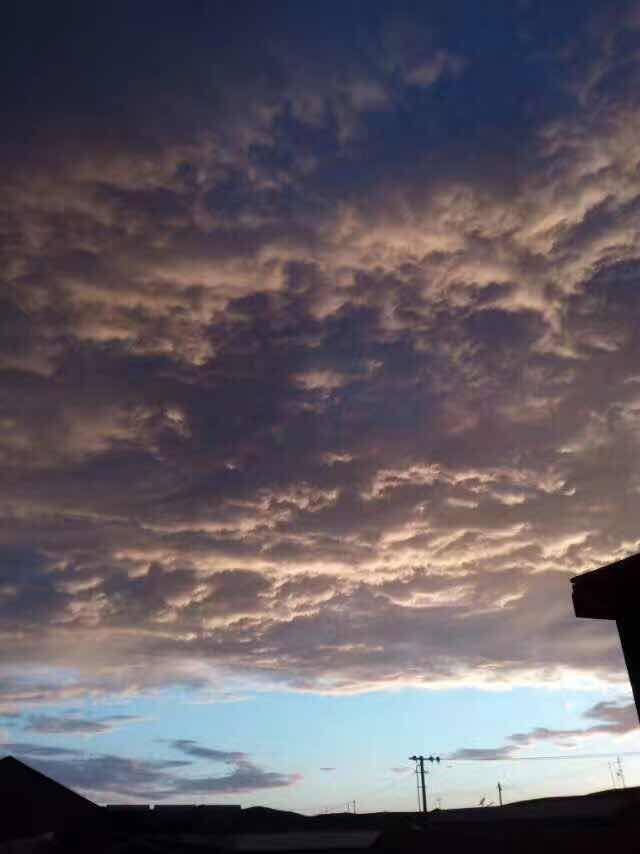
[0,755,100,842]
[571,552,640,620]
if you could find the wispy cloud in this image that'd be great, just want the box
[1,740,301,800]
[24,714,145,736]
[449,701,638,760]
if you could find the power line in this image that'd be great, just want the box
[316,749,638,816]
[445,750,640,763]
[317,767,413,815]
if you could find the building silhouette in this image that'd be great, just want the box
[572,551,640,723]
[0,755,100,842]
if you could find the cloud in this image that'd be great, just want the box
[166,765,302,797]
[3,1,640,710]
[168,740,246,764]
[166,740,302,795]
[3,743,83,758]
[449,701,638,760]
[449,747,515,762]
[24,714,145,736]
[1,740,300,800]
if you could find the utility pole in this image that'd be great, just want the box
[497,782,503,806]
[410,756,427,813]
[616,756,627,789]
[409,755,440,813]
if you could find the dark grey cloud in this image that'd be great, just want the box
[449,747,515,762]
[166,765,301,797]
[12,754,193,800]
[25,714,144,735]
[2,0,640,707]
[166,740,301,794]
[449,701,637,760]
[168,740,246,764]
[0,740,300,800]
[2,743,83,758]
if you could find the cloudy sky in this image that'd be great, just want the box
[2,0,640,811]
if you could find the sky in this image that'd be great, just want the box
[2,0,640,812]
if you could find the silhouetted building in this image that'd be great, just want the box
[572,552,640,722]
[104,803,242,833]
[0,756,100,842]
[154,804,241,831]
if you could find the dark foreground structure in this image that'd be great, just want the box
[0,755,101,843]
[2,755,640,853]
[572,551,640,721]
